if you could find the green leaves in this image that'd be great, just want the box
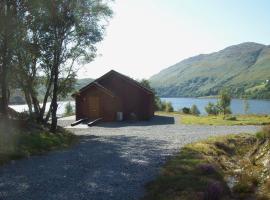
[205,89,232,116]
[217,89,232,116]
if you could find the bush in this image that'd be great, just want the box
[182,107,191,114]
[190,104,200,116]
[225,116,237,121]
[155,98,166,111]
[64,102,74,117]
[165,102,174,112]
[256,125,270,140]
[217,89,232,116]
[205,102,219,115]
[156,100,174,112]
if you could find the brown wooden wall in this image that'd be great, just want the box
[75,85,121,121]
[98,73,154,120]
[75,72,154,121]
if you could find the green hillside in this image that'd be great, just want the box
[75,78,93,90]
[150,42,270,99]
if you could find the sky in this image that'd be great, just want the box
[77,0,270,80]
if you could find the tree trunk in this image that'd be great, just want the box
[45,102,52,123]
[23,87,33,114]
[50,64,59,132]
[29,88,40,118]
[38,73,53,122]
[0,40,9,116]
[0,73,8,116]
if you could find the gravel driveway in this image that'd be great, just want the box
[0,115,260,200]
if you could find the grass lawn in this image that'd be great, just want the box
[143,130,270,200]
[181,114,270,126]
[155,111,180,116]
[0,118,76,166]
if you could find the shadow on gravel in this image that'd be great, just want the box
[97,115,175,128]
[0,134,172,200]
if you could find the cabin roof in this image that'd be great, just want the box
[74,70,154,96]
[75,81,116,97]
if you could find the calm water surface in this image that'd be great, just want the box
[161,97,270,115]
[9,101,75,117]
[10,98,270,116]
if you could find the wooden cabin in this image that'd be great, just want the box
[73,70,155,121]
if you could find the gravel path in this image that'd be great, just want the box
[0,116,260,200]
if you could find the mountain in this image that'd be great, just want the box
[150,42,270,99]
[75,78,93,90]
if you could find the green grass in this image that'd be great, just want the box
[0,118,76,166]
[143,134,257,200]
[181,114,270,126]
[143,132,270,200]
[155,111,179,116]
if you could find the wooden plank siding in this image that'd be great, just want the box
[74,70,154,122]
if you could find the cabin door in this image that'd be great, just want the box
[88,96,100,119]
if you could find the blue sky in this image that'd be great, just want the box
[78,0,270,79]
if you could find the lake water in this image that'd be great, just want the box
[9,101,75,117]
[161,97,270,115]
[9,98,270,116]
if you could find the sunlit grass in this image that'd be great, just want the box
[181,114,270,126]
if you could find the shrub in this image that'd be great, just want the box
[190,104,200,116]
[155,98,163,111]
[205,102,219,115]
[256,125,270,140]
[217,89,232,116]
[159,101,166,111]
[156,100,174,112]
[182,107,191,114]
[225,116,237,121]
[64,102,74,117]
[165,102,174,112]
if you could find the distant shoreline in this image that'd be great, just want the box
[9,96,270,106]
[160,96,270,100]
